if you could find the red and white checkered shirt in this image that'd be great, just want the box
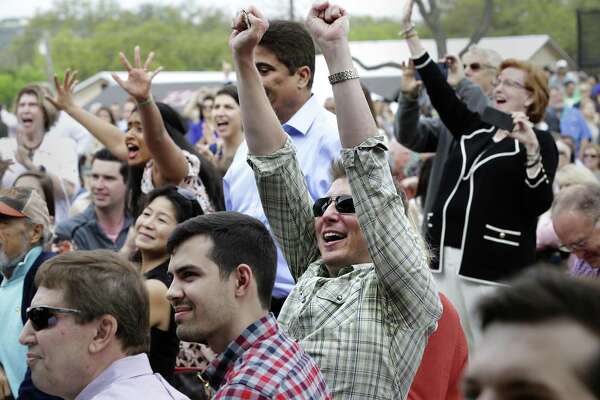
[203,313,331,399]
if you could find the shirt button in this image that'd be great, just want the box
[499,232,506,238]
[336,295,343,301]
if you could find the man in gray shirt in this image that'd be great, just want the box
[55,148,131,251]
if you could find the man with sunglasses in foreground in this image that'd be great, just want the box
[232,3,441,398]
[19,250,189,400]
[0,187,56,400]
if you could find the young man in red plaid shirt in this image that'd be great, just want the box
[167,212,330,399]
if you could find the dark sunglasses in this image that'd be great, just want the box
[26,306,82,331]
[312,195,355,217]
[463,62,494,71]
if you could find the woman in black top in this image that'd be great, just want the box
[133,185,203,382]
[401,0,558,342]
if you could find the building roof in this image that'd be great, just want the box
[76,34,573,107]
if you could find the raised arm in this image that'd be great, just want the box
[394,62,442,152]
[306,3,377,147]
[400,0,481,137]
[112,47,188,186]
[307,1,441,324]
[230,8,320,276]
[47,70,128,161]
[229,8,287,155]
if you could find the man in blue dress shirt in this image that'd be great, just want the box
[223,20,341,313]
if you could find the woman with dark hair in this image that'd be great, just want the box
[48,48,224,217]
[198,85,244,176]
[132,185,203,382]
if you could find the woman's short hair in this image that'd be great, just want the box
[499,59,549,123]
[14,84,59,132]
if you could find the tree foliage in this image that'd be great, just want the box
[433,0,599,57]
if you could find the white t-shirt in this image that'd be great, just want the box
[0,134,80,222]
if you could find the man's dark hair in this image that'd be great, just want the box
[259,20,315,88]
[167,211,276,310]
[92,148,128,183]
[478,267,600,397]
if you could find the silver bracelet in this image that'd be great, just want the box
[400,23,416,38]
[328,69,359,85]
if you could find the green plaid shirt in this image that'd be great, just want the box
[248,136,442,399]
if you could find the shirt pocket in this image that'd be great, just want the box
[312,280,361,327]
[483,223,521,247]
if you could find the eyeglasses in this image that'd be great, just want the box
[312,195,355,217]
[583,153,598,159]
[463,62,495,71]
[26,306,82,331]
[492,78,530,91]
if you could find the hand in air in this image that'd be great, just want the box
[399,60,422,97]
[229,6,269,58]
[112,46,162,102]
[305,1,349,52]
[46,69,78,112]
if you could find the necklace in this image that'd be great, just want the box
[21,135,44,159]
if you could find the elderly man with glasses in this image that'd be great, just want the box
[18,250,189,400]
[0,187,56,400]
[552,182,600,278]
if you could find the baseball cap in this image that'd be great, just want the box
[0,187,51,243]
[556,59,568,69]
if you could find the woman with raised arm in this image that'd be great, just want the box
[47,48,224,217]
[401,0,558,343]
[231,3,440,398]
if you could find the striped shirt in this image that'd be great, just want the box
[248,136,442,399]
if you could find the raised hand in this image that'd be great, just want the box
[112,46,162,102]
[444,54,466,87]
[46,69,79,112]
[509,112,539,153]
[305,1,349,52]
[229,7,269,59]
[400,61,422,97]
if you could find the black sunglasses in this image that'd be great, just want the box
[463,62,494,71]
[312,195,355,217]
[26,306,82,331]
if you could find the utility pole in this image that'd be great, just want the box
[38,31,54,84]
[289,0,294,20]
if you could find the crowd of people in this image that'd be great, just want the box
[1,0,599,399]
